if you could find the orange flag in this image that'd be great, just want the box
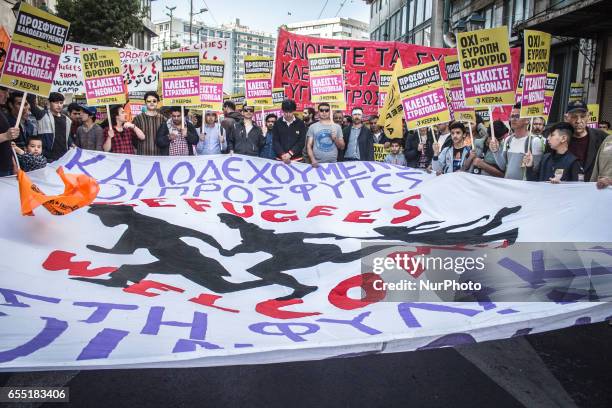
[18,167,99,216]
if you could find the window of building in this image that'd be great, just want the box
[402,4,408,36]
[408,0,415,31]
[415,0,424,26]
[378,0,382,11]
[511,0,531,27]
[481,4,495,28]
[424,0,432,20]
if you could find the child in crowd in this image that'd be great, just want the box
[525,122,581,182]
[384,139,407,166]
[12,135,47,172]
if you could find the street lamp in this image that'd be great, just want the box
[165,6,176,50]
[189,2,208,44]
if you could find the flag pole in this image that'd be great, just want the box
[430,125,438,144]
[11,91,28,172]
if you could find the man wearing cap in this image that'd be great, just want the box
[27,92,73,162]
[564,100,608,181]
[74,106,104,151]
[340,107,374,162]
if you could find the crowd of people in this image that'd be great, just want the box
[0,85,610,189]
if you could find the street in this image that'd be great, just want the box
[1,321,610,408]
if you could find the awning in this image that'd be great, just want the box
[519,0,612,38]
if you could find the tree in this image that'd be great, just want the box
[56,0,147,47]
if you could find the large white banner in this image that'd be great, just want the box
[0,150,611,371]
[52,40,232,97]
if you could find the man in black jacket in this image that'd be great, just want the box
[340,107,374,161]
[564,100,608,181]
[272,99,307,163]
[228,105,265,156]
[156,106,199,155]
[404,128,434,169]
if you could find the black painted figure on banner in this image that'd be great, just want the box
[218,214,394,299]
[75,205,269,293]
[367,206,521,245]
[79,204,521,300]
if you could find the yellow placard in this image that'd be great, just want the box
[587,104,599,128]
[244,56,273,106]
[397,61,451,130]
[160,51,200,106]
[520,30,551,118]
[456,26,514,106]
[0,3,70,96]
[374,143,391,162]
[378,59,404,139]
[81,49,125,106]
[543,73,558,122]
[445,55,476,123]
[198,58,224,111]
[308,53,345,104]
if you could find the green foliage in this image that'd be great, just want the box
[56,0,147,47]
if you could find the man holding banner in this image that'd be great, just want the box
[340,107,374,162]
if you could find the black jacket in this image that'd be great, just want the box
[371,131,390,145]
[156,122,199,155]
[229,121,265,156]
[404,130,434,168]
[272,117,307,160]
[340,125,374,161]
[221,111,243,140]
[571,127,608,181]
[527,150,581,182]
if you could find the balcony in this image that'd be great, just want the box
[519,0,612,38]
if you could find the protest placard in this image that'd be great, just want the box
[244,56,273,106]
[445,55,476,123]
[81,49,125,106]
[543,73,558,122]
[378,70,393,108]
[378,59,404,139]
[0,26,10,72]
[308,52,345,105]
[587,104,599,128]
[520,30,551,118]
[397,61,451,130]
[374,143,391,162]
[199,59,224,111]
[456,26,514,107]
[160,51,200,106]
[0,2,69,96]
[569,82,584,102]
[254,87,285,127]
[515,69,524,103]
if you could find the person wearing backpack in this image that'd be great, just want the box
[490,103,543,180]
[525,122,581,182]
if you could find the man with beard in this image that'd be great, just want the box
[340,107,374,161]
[490,103,543,180]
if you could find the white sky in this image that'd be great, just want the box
[151,0,371,33]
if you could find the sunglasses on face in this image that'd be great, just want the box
[319,108,330,112]
[145,99,158,103]
[243,108,254,113]
[510,114,521,119]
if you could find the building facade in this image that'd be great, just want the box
[286,17,369,40]
[222,19,276,94]
[152,17,275,94]
[366,0,612,123]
